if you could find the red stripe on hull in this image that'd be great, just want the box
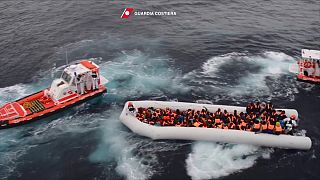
[297,74,320,83]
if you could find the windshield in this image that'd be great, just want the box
[61,71,72,83]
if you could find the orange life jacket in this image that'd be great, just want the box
[253,123,260,130]
[261,124,268,130]
[193,122,200,127]
[163,116,170,121]
[241,121,247,128]
[215,118,221,124]
[172,112,177,118]
[275,126,282,133]
[268,123,274,130]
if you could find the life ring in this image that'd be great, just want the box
[304,61,312,68]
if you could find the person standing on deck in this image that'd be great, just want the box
[85,73,93,91]
[92,71,99,90]
[76,74,81,94]
[78,74,85,94]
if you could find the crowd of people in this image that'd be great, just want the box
[130,102,298,135]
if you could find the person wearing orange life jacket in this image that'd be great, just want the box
[229,122,235,129]
[233,110,238,118]
[240,120,247,131]
[246,124,252,132]
[202,122,208,128]
[163,115,170,121]
[252,120,261,132]
[271,110,277,119]
[261,121,268,133]
[274,122,283,135]
[253,102,261,115]
[223,124,229,129]
[215,108,222,118]
[230,114,236,124]
[246,103,254,114]
[266,102,273,115]
[217,123,223,129]
[198,120,204,127]
[267,121,275,134]
[222,109,229,121]
[175,122,181,127]
[214,118,221,125]
[207,116,213,126]
[193,121,200,127]
[235,119,241,130]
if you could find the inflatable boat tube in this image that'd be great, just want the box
[119,101,312,150]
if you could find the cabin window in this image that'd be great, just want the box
[61,71,72,83]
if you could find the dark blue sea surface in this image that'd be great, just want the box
[0,0,319,179]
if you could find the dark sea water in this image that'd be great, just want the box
[0,0,320,179]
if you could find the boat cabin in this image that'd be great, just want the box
[297,49,320,82]
[48,60,101,102]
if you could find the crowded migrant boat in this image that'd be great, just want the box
[130,102,298,135]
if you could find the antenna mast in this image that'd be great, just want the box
[66,51,69,65]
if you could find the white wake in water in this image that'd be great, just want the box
[89,109,154,180]
[186,142,273,180]
[99,49,188,102]
[90,50,189,180]
[0,68,103,179]
[89,108,189,180]
[185,51,299,102]
[228,52,295,97]
[0,49,188,180]
[0,84,38,179]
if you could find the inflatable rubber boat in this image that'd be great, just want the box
[119,101,312,150]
